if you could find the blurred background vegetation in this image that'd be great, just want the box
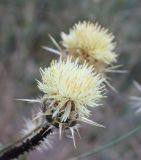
[0,0,141,159]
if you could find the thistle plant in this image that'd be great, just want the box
[26,57,105,146]
[0,57,105,159]
[0,20,129,160]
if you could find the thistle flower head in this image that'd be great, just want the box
[61,21,117,73]
[37,57,105,131]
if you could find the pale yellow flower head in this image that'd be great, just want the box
[61,21,117,73]
[37,57,105,131]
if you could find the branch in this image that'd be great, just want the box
[0,124,52,160]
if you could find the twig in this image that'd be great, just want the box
[0,124,52,160]
[0,124,42,155]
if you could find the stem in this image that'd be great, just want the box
[70,124,141,160]
[0,124,52,160]
[0,124,42,155]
